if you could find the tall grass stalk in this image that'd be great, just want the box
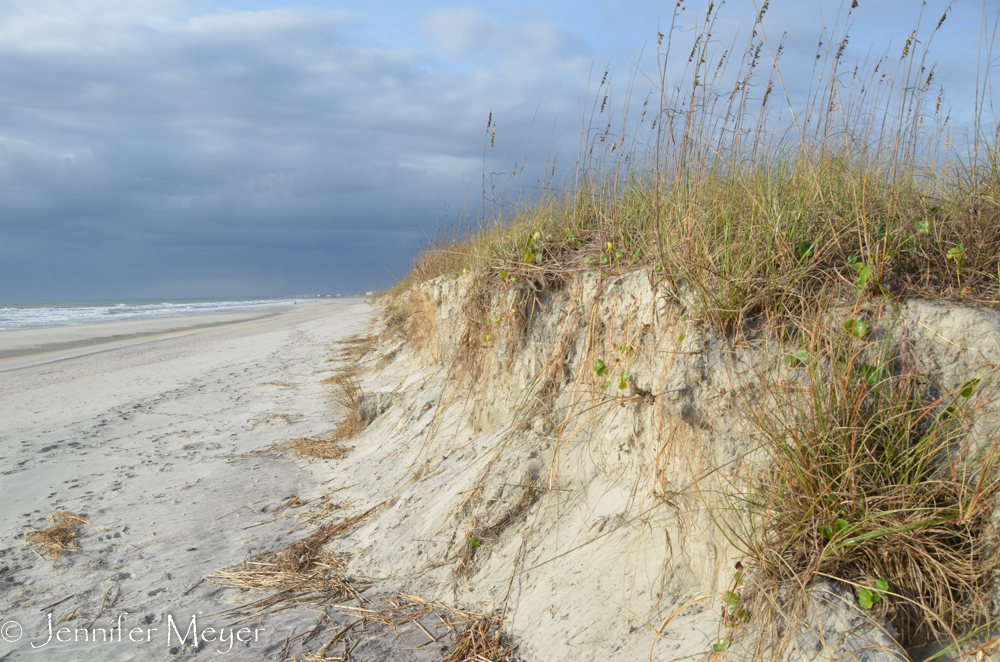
[397,0,999,337]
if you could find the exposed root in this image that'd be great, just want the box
[458,484,538,574]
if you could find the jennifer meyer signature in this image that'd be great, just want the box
[1,613,265,654]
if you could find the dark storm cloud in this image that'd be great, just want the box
[0,2,591,298]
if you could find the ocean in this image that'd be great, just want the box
[0,298,323,331]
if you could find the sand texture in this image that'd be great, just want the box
[6,273,1000,661]
[0,301,444,660]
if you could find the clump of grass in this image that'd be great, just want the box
[443,613,519,662]
[207,507,379,621]
[726,316,1000,653]
[289,434,351,460]
[331,334,377,366]
[25,512,89,560]
[286,594,520,662]
[323,374,365,440]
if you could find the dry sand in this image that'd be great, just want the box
[0,300,394,660]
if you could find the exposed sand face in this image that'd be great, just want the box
[0,301,376,660]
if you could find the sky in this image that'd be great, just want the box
[0,0,994,300]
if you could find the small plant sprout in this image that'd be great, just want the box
[483,334,492,343]
[712,637,731,652]
[725,591,740,615]
[820,518,850,540]
[519,231,544,264]
[599,253,610,265]
[784,349,809,367]
[848,257,875,292]
[798,240,816,259]
[942,379,986,420]
[916,220,931,235]
[594,359,607,377]
[960,378,981,398]
[857,578,889,610]
[468,537,482,549]
[618,373,629,390]
[857,364,883,386]
[948,243,966,286]
[499,269,507,279]
[843,319,868,339]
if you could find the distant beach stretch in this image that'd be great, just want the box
[0,298,330,331]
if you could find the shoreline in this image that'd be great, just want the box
[0,300,346,370]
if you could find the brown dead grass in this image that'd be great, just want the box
[288,434,352,460]
[443,613,519,662]
[285,594,519,662]
[323,374,365,441]
[207,506,381,622]
[331,334,378,366]
[25,512,90,560]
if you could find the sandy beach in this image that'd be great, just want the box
[0,300,374,660]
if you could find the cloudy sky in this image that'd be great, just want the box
[0,0,990,300]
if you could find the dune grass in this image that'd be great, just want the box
[721,305,1000,654]
[377,0,1000,657]
[394,1,1000,337]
